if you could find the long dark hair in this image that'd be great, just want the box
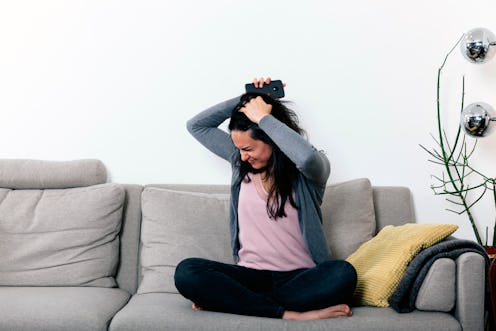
[228,92,305,219]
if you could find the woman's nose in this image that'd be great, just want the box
[240,151,248,161]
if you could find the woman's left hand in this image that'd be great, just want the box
[239,96,272,124]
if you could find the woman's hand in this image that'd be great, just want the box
[240,76,286,124]
[251,76,286,88]
[239,95,272,124]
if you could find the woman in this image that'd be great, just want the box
[174,77,357,320]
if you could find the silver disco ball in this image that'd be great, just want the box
[461,102,496,137]
[460,27,496,64]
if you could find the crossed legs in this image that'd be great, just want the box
[174,258,357,320]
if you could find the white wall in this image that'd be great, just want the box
[1,0,495,243]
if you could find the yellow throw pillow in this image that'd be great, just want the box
[346,223,458,307]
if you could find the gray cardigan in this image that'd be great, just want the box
[186,97,332,264]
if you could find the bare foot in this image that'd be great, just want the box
[191,303,204,311]
[282,304,352,320]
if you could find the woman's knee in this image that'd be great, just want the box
[174,258,206,293]
[340,260,357,289]
[321,260,357,289]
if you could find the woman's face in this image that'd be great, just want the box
[231,130,272,170]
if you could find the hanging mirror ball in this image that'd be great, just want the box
[460,102,496,137]
[460,27,496,64]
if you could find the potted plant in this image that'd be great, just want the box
[420,32,496,254]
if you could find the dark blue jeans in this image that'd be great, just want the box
[174,258,357,318]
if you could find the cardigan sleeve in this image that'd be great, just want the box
[186,97,240,162]
[258,114,330,185]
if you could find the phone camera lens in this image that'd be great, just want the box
[273,87,279,91]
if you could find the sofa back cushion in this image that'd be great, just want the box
[115,184,144,294]
[0,159,107,189]
[322,178,377,259]
[137,179,378,294]
[372,186,415,232]
[138,187,231,294]
[0,183,124,287]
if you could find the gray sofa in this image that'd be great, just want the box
[0,159,486,331]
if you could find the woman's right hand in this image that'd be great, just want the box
[239,96,272,124]
[251,76,286,88]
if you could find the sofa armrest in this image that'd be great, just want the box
[415,258,456,312]
[455,252,486,331]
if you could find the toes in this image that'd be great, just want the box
[191,303,203,311]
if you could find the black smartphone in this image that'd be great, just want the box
[245,80,285,99]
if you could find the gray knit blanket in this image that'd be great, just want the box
[388,237,489,313]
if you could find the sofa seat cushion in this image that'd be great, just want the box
[0,183,125,287]
[109,293,461,331]
[0,287,130,331]
[346,223,458,307]
[322,178,377,259]
[138,188,231,294]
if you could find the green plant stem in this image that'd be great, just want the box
[422,35,496,246]
[493,181,496,246]
[436,36,483,245]
[486,227,489,246]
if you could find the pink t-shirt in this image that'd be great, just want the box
[237,173,316,271]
